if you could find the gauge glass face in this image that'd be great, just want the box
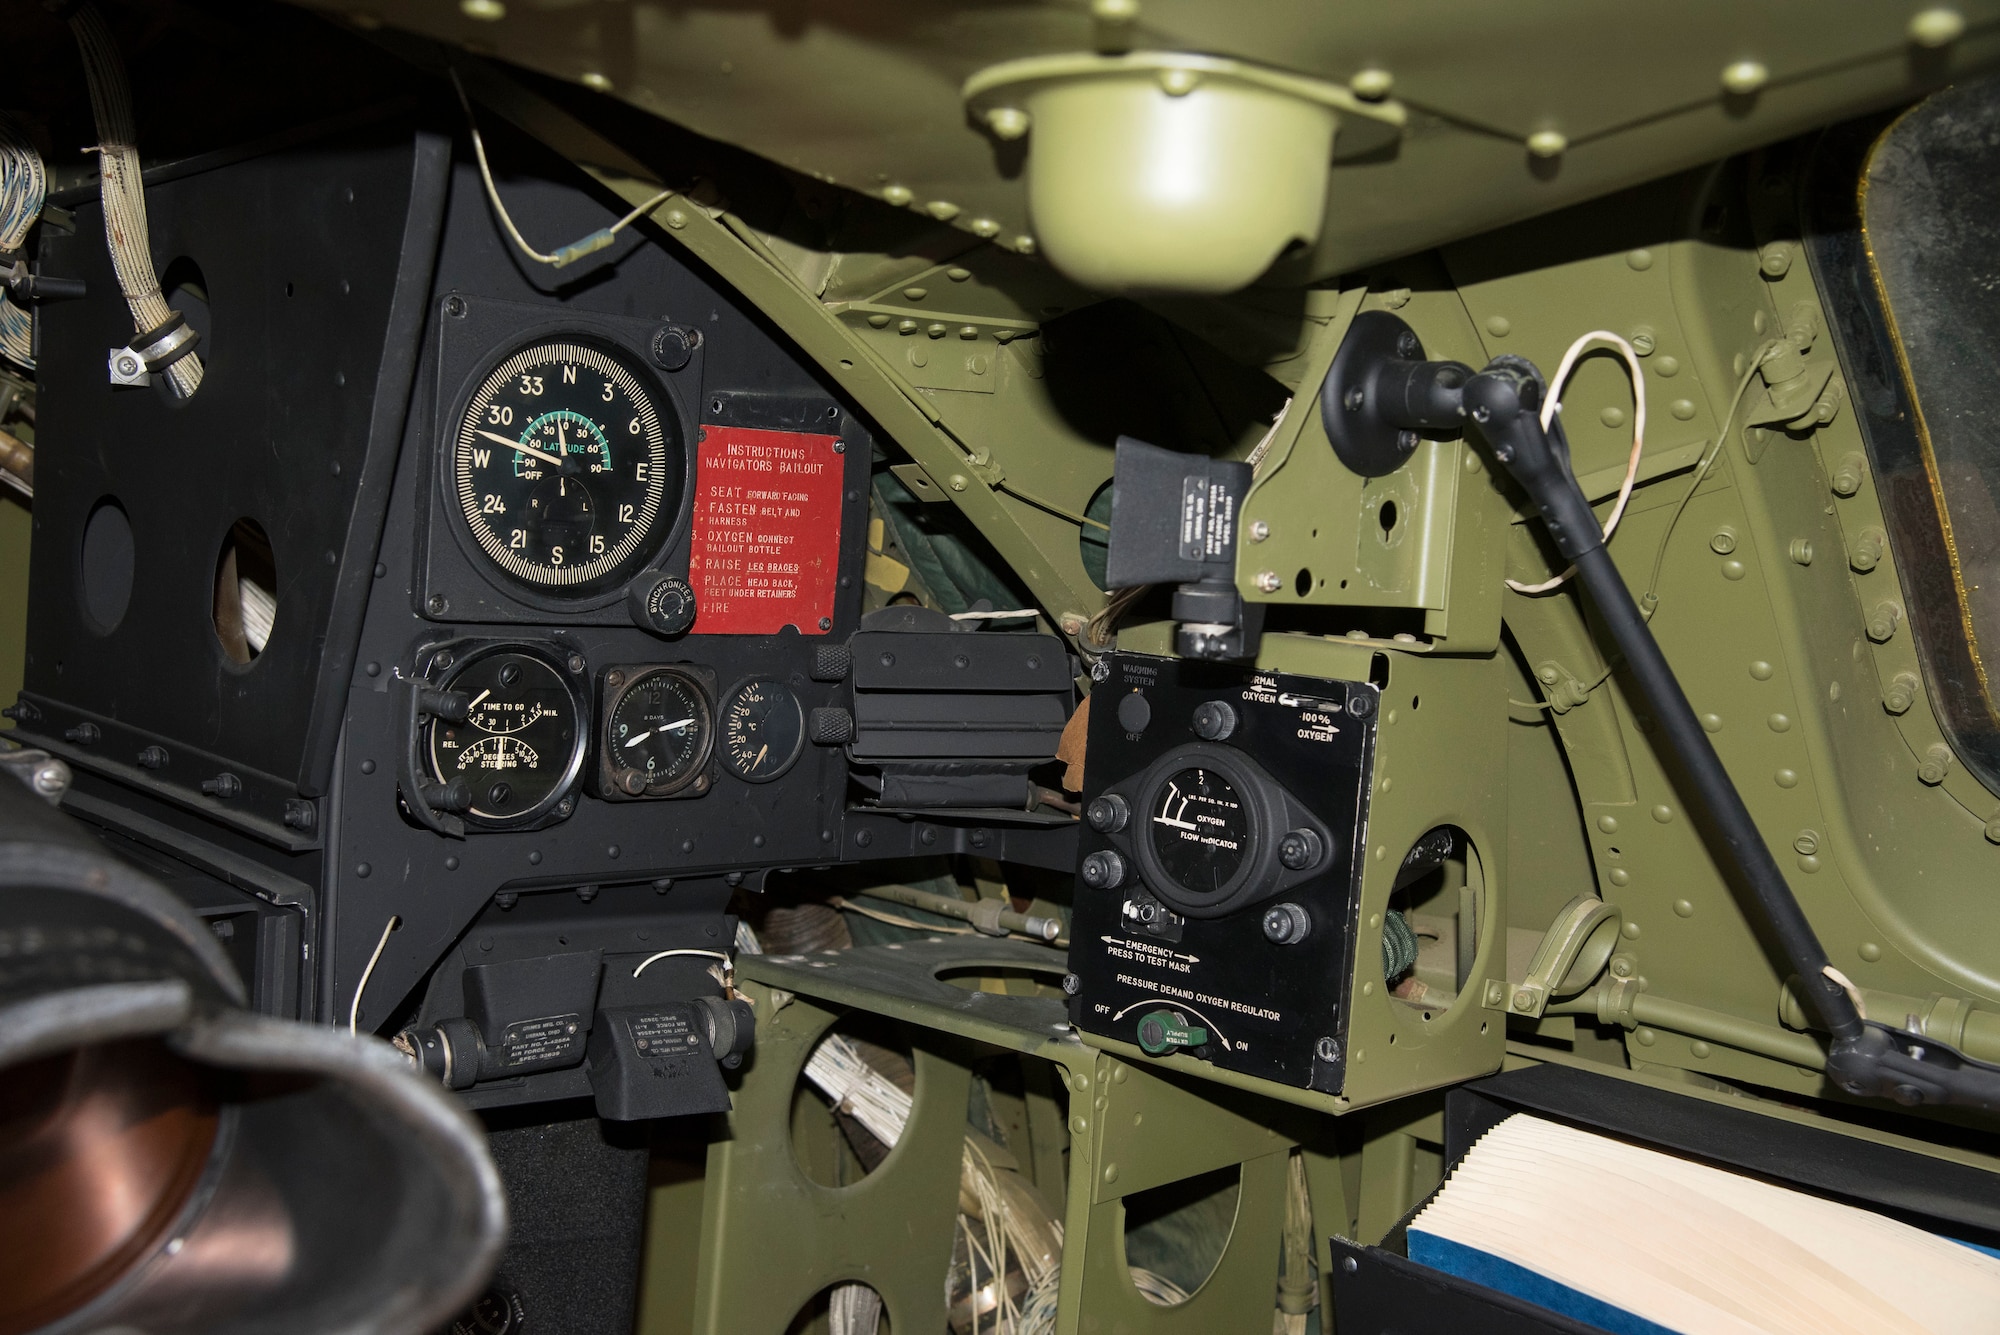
[427,651,582,824]
[452,338,682,593]
[720,678,804,783]
[1148,767,1249,896]
[607,668,713,794]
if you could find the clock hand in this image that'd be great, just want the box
[473,428,563,468]
[660,718,696,731]
[623,730,653,747]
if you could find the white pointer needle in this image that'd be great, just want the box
[473,428,563,468]
[624,730,653,748]
[661,719,695,731]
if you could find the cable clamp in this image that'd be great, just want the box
[128,309,200,371]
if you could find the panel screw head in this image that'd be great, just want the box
[1249,520,1270,542]
[1062,973,1081,995]
[426,594,448,615]
[1315,1036,1341,1062]
[1513,989,1536,1011]
[1255,570,1282,593]
[444,295,467,317]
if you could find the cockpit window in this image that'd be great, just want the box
[1812,76,2000,797]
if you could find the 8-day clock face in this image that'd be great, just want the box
[450,337,682,594]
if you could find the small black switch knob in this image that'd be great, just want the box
[419,688,472,723]
[629,575,698,637]
[1190,700,1238,741]
[1086,793,1130,833]
[649,323,701,371]
[1279,827,1324,871]
[1080,849,1128,890]
[811,643,853,682]
[808,707,855,746]
[1262,902,1311,945]
[1115,691,1151,734]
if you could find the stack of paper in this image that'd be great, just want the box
[1407,1114,2000,1335]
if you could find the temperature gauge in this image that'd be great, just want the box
[720,678,804,783]
[426,646,587,828]
[599,665,715,799]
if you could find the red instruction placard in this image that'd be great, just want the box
[688,425,845,635]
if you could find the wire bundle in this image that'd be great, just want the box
[69,2,202,397]
[0,114,45,369]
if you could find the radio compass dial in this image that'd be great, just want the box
[451,337,684,595]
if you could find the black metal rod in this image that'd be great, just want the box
[1462,361,1863,1041]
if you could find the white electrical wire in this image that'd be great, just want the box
[70,3,202,398]
[631,947,731,978]
[1505,330,1646,594]
[950,608,1040,622]
[348,914,401,1035]
[450,70,674,269]
[0,114,46,370]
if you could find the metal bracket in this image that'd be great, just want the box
[1509,894,1621,1019]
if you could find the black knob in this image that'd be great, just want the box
[808,706,854,746]
[811,643,853,682]
[629,575,698,637]
[649,323,701,371]
[419,688,472,723]
[421,777,474,813]
[1262,902,1311,945]
[1080,849,1128,890]
[1190,700,1238,741]
[1279,827,1324,871]
[1086,793,1130,833]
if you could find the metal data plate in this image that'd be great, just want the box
[1068,652,1376,1093]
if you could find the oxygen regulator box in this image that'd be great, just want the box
[1068,652,1377,1093]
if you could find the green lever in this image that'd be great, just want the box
[1136,1009,1208,1055]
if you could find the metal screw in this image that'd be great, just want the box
[1513,989,1536,1011]
[1867,601,1904,643]
[1884,671,1919,715]
[1343,386,1365,412]
[1062,973,1081,996]
[1396,331,1420,358]
[1710,527,1737,554]
[819,617,832,630]
[1611,957,1634,978]
[1255,570,1282,593]
[1629,329,1657,356]
[426,594,448,615]
[1789,538,1814,566]
[1249,520,1270,542]
[1314,1036,1342,1062]
[567,653,586,674]
[832,441,845,454]
[33,762,68,796]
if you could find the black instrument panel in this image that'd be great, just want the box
[1069,653,1376,1093]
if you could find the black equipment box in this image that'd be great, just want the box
[1068,653,1377,1092]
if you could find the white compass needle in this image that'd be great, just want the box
[473,427,563,468]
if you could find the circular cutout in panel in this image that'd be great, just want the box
[1382,824,1484,1014]
[790,1016,915,1189]
[1122,1164,1242,1305]
[1080,478,1114,591]
[212,519,276,665]
[786,1282,890,1335]
[156,256,210,403]
[79,498,135,634]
